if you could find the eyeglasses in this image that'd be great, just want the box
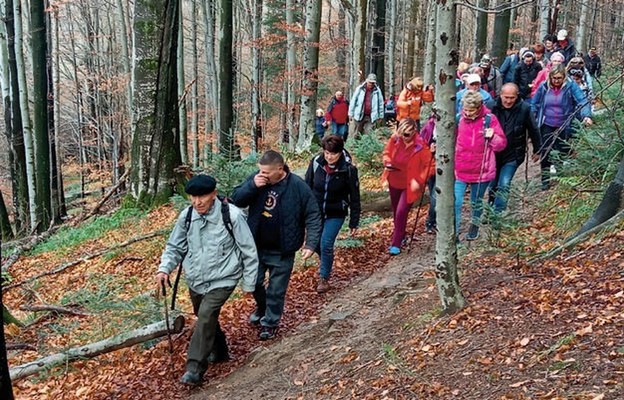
[551,76,565,80]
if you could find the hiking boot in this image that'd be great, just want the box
[180,371,203,385]
[249,310,263,326]
[207,350,230,364]
[466,224,480,241]
[389,246,401,256]
[316,278,330,294]
[259,326,278,341]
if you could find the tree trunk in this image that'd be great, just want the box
[352,0,367,88]
[50,5,66,223]
[336,3,347,81]
[475,0,488,60]
[433,0,465,314]
[9,316,185,381]
[572,154,624,238]
[217,0,236,159]
[372,0,385,95]
[539,0,550,40]
[201,0,219,158]
[31,0,52,232]
[286,0,297,150]
[12,0,37,230]
[177,1,189,165]
[423,0,436,86]
[296,0,322,152]
[491,0,511,69]
[0,190,13,241]
[131,0,182,204]
[251,0,263,153]
[190,0,200,167]
[576,0,590,54]
[0,249,15,399]
[404,0,417,83]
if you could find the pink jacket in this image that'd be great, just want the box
[531,65,551,98]
[455,107,507,183]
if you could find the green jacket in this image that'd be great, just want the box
[158,198,258,294]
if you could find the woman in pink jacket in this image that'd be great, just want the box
[455,91,507,241]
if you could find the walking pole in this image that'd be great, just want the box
[407,154,435,253]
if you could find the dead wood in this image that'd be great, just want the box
[77,168,131,224]
[20,304,89,316]
[9,315,185,381]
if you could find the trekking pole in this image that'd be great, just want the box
[161,281,174,354]
[407,154,435,253]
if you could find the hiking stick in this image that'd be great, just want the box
[161,281,174,354]
[407,154,435,253]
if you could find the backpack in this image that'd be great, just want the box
[183,195,234,239]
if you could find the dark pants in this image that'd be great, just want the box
[253,250,296,328]
[426,176,436,228]
[540,124,572,186]
[187,287,235,375]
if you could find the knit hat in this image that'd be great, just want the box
[550,52,565,62]
[185,175,217,196]
[523,51,535,59]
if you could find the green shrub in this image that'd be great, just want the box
[351,128,387,174]
[205,153,259,196]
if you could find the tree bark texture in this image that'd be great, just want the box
[285,0,298,150]
[0,252,15,399]
[177,1,189,165]
[372,0,385,96]
[491,0,511,69]
[433,0,465,314]
[539,0,550,41]
[0,190,13,240]
[475,0,488,60]
[423,0,436,87]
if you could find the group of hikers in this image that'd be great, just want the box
[156,28,599,385]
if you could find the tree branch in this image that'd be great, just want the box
[457,0,535,13]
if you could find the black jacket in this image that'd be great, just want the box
[230,166,322,254]
[584,54,602,78]
[491,97,541,166]
[513,61,542,99]
[304,153,361,228]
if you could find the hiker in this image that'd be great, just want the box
[499,47,524,84]
[455,91,506,241]
[568,68,593,103]
[489,83,541,214]
[420,112,438,234]
[475,54,503,97]
[384,95,397,125]
[531,64,593,190]
[155,175,259,385]
[315,108,328,142]
[382,117,435,255]
[554,29,577,63]
[325,91,349,139]
[304,135,361,293]
[566,56,593,92]
[456,74,495,113]
[348,73,384,137]
[513,50,542,99]
[530,51,565,98]
[396,77,434,128]
[543,34,557,62]
[230,150,322,340]
[584,47,602,78]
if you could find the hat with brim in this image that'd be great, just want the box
[466,74,481,85]
[185,175,217,196]
[366,73,377,83]
[557,29,568,41]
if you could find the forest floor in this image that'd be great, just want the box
[4,164,624,400]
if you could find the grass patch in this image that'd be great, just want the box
[30,208,146,256]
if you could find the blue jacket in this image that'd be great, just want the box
[531,79,592,132]
[499,54,519,83]
[230,166,322,254]
[455,88,495,114]
[348,83,384,123]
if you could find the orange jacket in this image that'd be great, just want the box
[381,134,435,204]
[396,87,434,121]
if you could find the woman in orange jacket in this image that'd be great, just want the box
[396,77,434,129]
[381,117,435,255]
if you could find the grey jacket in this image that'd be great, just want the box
[158,198,259,294]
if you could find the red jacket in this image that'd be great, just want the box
[455,107,506,183]
[381,134,435,204]
[325,97,349,124]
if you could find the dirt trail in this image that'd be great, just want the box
[192,238,437,400]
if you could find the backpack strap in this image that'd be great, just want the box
[218,195,235,239]
[484,113,492,130]
[184,205,193,231]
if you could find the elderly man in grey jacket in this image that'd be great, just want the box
[156,174,258,385]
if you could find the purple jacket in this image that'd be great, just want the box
[455,107,507,183]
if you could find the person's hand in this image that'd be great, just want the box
[253,173,269,187]
[484,128,494,139]
[350,228,358,237]
[430,143,436,153]
[410,179,420,193]
[155,272,170,296]
[583,117,593,126]
[300,248,314,260]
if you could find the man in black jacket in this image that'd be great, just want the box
[513,51,542,99]
[584,47,602,78]
[490,83,541,213]
[231,150,322,340]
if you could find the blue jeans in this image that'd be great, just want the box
[332,122,348,137]
[315,217,345,279]
[253,251,296,328]
[454,180,491,234]
[491,161,518,213]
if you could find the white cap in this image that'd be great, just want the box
[466,74,481,85]
[557,29,568,40]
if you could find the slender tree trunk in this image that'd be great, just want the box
[12,0,37,230]
[177,1,188,165]
[286,0,297,150]
[217,0,236,158]
[296,0,322,152]
[251,0,263,153]
[491,0,511,69]
[539,0,550,40]
[433,0,465,314]
[0,190,13,240]
[201,0,219,158]
[423,0,436,86]
[475,0,488,60]
[353,0,367,83]
[576,0,590,54]
[372,0,385,94]
[190,0,199,167]
[336,3,347,81]
[0,246,15,398]
[405,0,417,82]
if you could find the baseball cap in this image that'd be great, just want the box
[366,73,377,83]
[466,74,481,85]
[557,29,568,40]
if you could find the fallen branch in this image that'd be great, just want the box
[20,304,89,317]
[6,343,37,352]
[1,224,59,273]
[529,208,624,264]
[9,315,185,381]
[78,168,131,224]
[5,230,168,291]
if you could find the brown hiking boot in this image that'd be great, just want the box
[316,278,330,293]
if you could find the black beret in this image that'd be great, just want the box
[185,175,216,196]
